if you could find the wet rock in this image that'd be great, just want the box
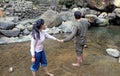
[0,29,20,37]
[106,48,120,58]
[23,29,30,35]
[85,14,109,26]
[0,21,16,30]
[39,9,62,28]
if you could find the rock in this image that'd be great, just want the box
[58,21,74,33]
[80,8,89,17]
[113,8,120,17]
[16,24,26,31]
[26,25,33,31]
[89,9,100,15]
[114,0,120,7]
[0,29,20,37]
[61,5,68,11]
[0,35,31,44]
[58,11,74,21]
[45,27,62,34]
[118,57,120,63]
[72,7,81,12]
[106,48,120,58]
[108,13,116,20]
[0,21,16,30]
[23,29,30,35]
[98,12,108,18]
[39,9,62,28]
[85,14,109,26]
[8,67,13,73]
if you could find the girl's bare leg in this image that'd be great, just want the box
[43,66,54,76]
[32,71,36,76]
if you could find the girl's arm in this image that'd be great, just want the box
[44,31,59,41]
[30,37,37,58]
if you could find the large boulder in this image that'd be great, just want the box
[114,0,120,7]
[0,29,20,37]
[0,21,16,30]
[113,8,120,17]
[106,48,120,58]
[58,11,74,21]
[58,21,74,33]
[85,14,109,26]
[39,9,62,28]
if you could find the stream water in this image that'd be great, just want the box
[0,25,120,76]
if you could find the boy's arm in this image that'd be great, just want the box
[63,26,77,42]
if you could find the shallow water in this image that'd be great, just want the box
[0,26,120,76]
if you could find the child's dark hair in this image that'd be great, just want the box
[32,19,44,40]
[74,11,81,19]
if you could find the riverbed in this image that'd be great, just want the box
[0,26,120,76]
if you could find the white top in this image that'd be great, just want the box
[30,30,57,57]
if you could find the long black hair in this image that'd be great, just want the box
[32,19,44,40]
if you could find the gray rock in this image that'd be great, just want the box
[0,35,31,44]
[113,8,120,17]
[59,21,74,33]
[0,29,20,37]
[26,25,33,31]
[45,27,62,34]
[108,13,116,20]
[39,9,62,28]
[16,24,26,31]
[58,11,74,21]
[106,48,120,58]
[61,5,68,11]
[85,14,109,26]
[23,29,30,35]
[0,21,16,30]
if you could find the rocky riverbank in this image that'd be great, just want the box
[0,0,120,44]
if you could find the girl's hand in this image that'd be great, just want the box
[31,57,35,63]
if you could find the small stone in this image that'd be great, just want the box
[106,48,120,58]
[8,67,13,73]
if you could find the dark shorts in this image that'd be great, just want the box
[30,50,47,72]
[75,43,84,56]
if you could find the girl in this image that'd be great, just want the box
[30,19,60,76]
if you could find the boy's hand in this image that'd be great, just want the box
[31,57,35,63]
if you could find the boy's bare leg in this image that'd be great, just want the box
[72,54,83,67]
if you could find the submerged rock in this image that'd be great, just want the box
[85,14,109,26]
[106,48,120,58]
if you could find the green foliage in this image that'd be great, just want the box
[59,0,75,8]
